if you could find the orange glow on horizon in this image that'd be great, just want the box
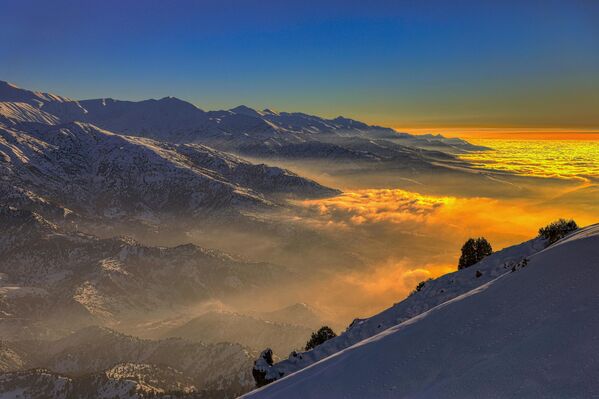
[394,127,599,140]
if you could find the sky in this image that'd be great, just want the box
[0,0,598,133]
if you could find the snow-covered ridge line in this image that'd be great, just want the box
[245,223,599,398]
[252,233,548,384]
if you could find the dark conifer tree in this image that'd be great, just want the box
[538,219,578,247]
[305,326,337,350]
[458,237,492,269]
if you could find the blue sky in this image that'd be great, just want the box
[1,0,597,129]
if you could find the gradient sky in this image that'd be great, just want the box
[1,0,597,131]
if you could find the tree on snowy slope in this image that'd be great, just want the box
[458,237,493,270]
[305,326,337,350]
[539,219,578,247]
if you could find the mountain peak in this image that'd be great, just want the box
[0,80,19,89]
[157,95,186,103]
[231,105,262,117]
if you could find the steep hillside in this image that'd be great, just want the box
[245,225,599,398]
[251,234,547,383]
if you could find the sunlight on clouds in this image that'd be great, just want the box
[305,189,453,226]
[303,188,595,247]
[312,259,456,321]
[340,260,454,297]
[300,187,597,320]
[459,139,599,181]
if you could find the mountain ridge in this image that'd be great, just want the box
[0,80,488,163]
[0,117,338,228]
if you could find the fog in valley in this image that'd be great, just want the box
[172,159,598,327]
[55,155,595,342]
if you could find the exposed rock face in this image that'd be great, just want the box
[0,367,193,398]
[252,348,278,388]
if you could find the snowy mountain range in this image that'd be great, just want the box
[0,80,377,398]
[0,80,486,169]
[0,118,337,229]
[245,225,599,398]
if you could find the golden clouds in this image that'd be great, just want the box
[291,139,599,321]
[296,186,597,320]
[304,189,453,226]
[339,260,454,298]
[459,139,599,181]
[302,187,595,248]
[309,259,455,321]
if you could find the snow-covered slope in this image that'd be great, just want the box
[0,80,87,121]
[245,225,599,398]
[251,235,546,384]
[0,119,337,226]
[78,96,210,137]
[0,102,60,125]
[0,81,73,106]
